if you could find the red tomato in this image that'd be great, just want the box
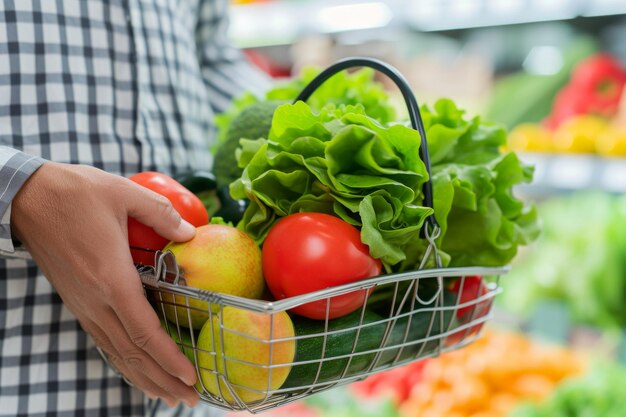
[445,276,491,346]
[128,172,209,265]
[262,213,382,319]
[451,275,489,317]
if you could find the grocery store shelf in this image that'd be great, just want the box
[517,153,626,194]
[230,0,626,48]
[229,0,404,48]
[582,0,626,17]
[406,0,579,32]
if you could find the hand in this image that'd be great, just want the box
[12,162,200,408]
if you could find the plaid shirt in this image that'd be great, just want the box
[0,0,268,415]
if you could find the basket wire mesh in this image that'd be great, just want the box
[140,250,505,413]
[104,57,509,413]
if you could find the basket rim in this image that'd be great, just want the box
[143,265,509,313]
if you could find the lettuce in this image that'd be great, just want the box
[231,103,432,271]
[231,98,539,271]
[216,63,539,271]
[423,100,540,267]
[213,67,396,153]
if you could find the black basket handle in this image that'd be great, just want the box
[293,56,439,234]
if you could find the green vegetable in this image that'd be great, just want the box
[484,37,597,129]
[214,186,247,223]
[509,363,626,417]
[305,388,400,417]
[232,99,538,271]
[231,102,433,271]
[175,171,248,224]
[500,192,626,330]
[283,310,390,389]
[213,101,283,188]
[212,67,397,155]
[284,288,456,388]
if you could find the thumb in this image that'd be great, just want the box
[124,184,196,243]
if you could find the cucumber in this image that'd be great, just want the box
[283,289,457,389]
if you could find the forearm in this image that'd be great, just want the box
[0,146,45,258]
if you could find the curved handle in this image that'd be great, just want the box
[294,57,439,233]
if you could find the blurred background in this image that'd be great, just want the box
[228,1,626,415]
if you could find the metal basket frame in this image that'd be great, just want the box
[140,251,506,413]
[100,57,511,413]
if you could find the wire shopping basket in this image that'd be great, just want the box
[116,58,509,413]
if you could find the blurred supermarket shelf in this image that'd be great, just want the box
[517,153,626,194]
[229,0,406,48]
[407,0,626,32]
[230,0,626,48]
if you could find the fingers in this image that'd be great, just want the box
[82,319,167,401]
[109,262,198,385]
[89,305,199,408]
[122,181,196,243]
[14,164,200,408]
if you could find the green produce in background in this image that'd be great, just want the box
[305,389,400,417]
[484,37,597,129]
[509,363,626,417]
[500,192,626,330]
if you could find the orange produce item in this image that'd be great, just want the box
[353,330,587,417]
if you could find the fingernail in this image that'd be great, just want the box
[179,374,196,386]
[179,219,196,236]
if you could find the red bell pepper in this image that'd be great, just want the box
[547,53,626,128]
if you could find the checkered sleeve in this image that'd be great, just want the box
[0,146,44,258]
[195,0,271,114]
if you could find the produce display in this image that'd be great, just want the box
[484,38,598,131]
[506,53,626,155]
[545,53,626,129]
[128,64,539,408]
[509,365,626,417]
[245,331,626,417]
[500,192,626,331]
[352,330,586,417]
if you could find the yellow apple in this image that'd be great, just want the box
[161,224,264,329]
[195,306,295,404]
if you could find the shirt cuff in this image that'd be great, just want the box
[0,148,45,256]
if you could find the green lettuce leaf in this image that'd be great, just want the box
[227,92,538,271]
[213,67,396,156]
[423,99,539,267]
[232,102,432,270]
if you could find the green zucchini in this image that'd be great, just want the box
[283,289,457,389]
